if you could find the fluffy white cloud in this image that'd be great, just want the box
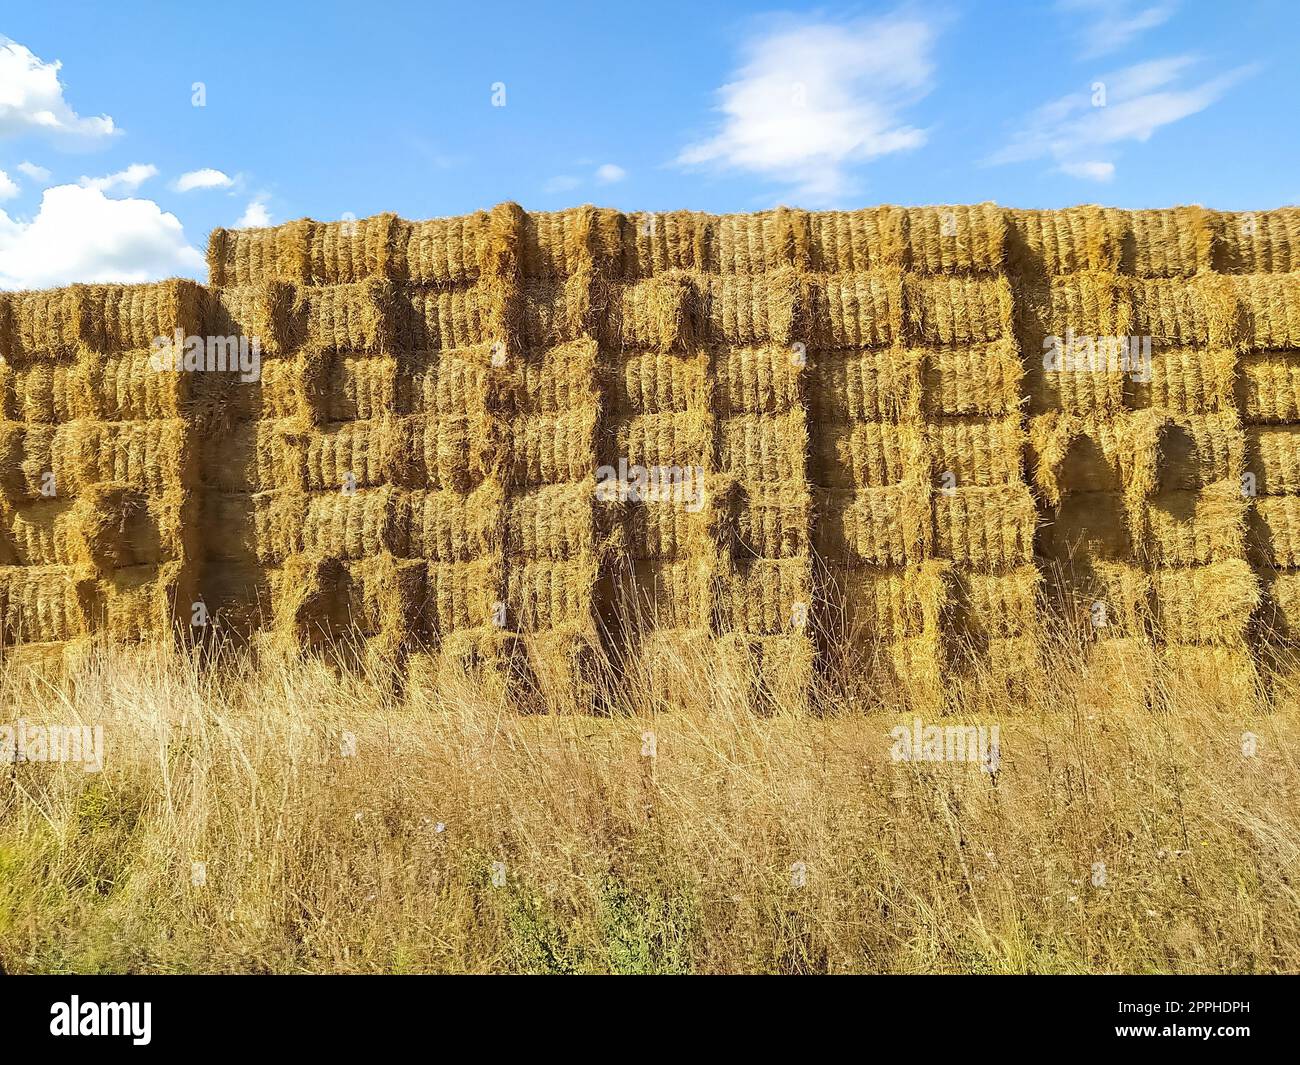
[79,163,158,193]
[0,170,17,200]
[595,163,626,184]
[236,196,271,227]
[0,183,204,289]
[1059,0,1178,58]
[988,56,1253,179]
[16,160,49,181]
[0,36,116,141]
[175,167,233,192]
[675,14,938,205]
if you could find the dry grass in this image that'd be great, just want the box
[0,634,1297,975]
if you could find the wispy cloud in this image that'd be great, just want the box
[16,160,49,182]
[0,36,117,142]
[544,174,580,194]
[595,163,626,184]
[79,163,157,193]
[175,168,233,192]
[1059,0,1179,59]
[675,12,940,206]
[0,170,17,200]
[988,56,1254,180]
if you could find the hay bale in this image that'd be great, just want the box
[815,483,932,566]
[922,339,1022,417]
[1240,352,1300,423]
[932,484,1037,568]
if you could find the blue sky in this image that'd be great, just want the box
[0,0,1296,288]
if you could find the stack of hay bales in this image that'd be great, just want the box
[1017,207,1273,695]
[1,203,1297,710]
[0,282,205,665]
[1232,212,1300,672]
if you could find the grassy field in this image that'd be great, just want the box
[0,635,1297,975]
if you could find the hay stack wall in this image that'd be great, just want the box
[2,204,1298,704]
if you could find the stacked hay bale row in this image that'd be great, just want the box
[1013,207,1286,688]
[0,282,205,664]
[907,206,1039,692]
[1230,211,1300,668]
[2,204,1298,707]
[807,205,1036,706]
[603,212,719,686]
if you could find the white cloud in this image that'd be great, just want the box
[0,183,204,289]
[0,170,17,200]
[675,14,938,205]
[1059,160,1115,181]
[1059,0,1178,58]
[0,36,117,142]
[175,168,234,192]
[16,160,49,181]
[544,175,580,194]
[79,163,158,193]
[988,56,1253,179]
[236,196,271,227]
[594,163,626,184]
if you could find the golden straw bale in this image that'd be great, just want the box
[506,557,599,631]
[1127,345,1236,413]
[1259,568,1300,641]
[1249,494,1300,567]
[714,346,802,415]
[1151,559,1258,645]
[949,563,1041,640]
[806,207,906,274]
[732,481,810,559]
[903,203,1006,274]
[814,483,932,566]
[407,482,502,562]
[812,419,928,488]
[1006,206,1123,276]
[905,274,1012,346]
[615,559,712,630]
[1239,352,1300,423]
[929,414,1025,488]
[1137,482,1247,566]
[1124,207,1213,277]
[404,213,489,285]
[610,410,712,471]
[810,348,922,423]
[839,560,949,641]
[922,339,1022,417]
[932,483,1037,568]
[809,270,904,349]
[507,481,597,560]
[510,408,599,486]
[608,275,699,353]
[610,351,708,417]
[1234,275,1300,349]
[425,558,504,636]
[621,212,713,276]
[718,556,812,635]
[0,563,86,643]
[1211,208,1300,274]
[1246,425,1300,495]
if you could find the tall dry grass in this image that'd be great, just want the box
[0,632,1297,974]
